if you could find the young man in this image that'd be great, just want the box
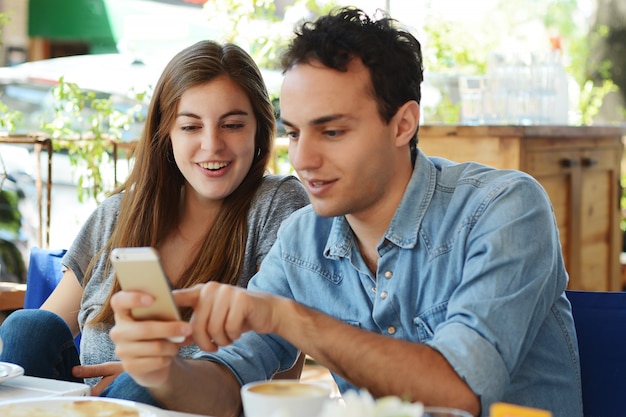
[107,7,582,417]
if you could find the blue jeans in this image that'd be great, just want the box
[0,309,81,382]
[0,309,161,407]
[100,372,162,407]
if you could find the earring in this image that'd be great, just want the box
[256,147,261,157]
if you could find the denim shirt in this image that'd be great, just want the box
[198,149,583,417]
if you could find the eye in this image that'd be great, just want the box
[324,129,343,138]
[180,125,200,132]
[222,122,245,130]
[285,130,299,140]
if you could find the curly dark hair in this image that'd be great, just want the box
[281,6,424,152]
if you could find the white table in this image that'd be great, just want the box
[0,375,209,417]
[0,375,90,400]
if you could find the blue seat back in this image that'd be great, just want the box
[566,290,626,417]
[24,247,67,309]
[24,247,80,350]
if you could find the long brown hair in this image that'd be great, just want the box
[90,40,275,323]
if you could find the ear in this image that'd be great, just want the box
[392,100,420,148]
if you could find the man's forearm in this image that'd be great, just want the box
[276,299,480,416]
[150,357,242,417]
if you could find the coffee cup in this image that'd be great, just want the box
[241,380,330,417]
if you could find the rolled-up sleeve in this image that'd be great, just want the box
[425,176,568,410]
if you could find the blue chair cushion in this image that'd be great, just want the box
[24,247,80,350]
[566,290,626,417]
[24,247,67,309]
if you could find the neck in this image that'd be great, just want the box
[346,160,414,274]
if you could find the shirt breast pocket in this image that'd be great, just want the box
[412,302,448,342]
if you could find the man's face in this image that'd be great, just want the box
[280,59,413,222]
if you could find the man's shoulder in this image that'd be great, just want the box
[421,155,551,217]
[429,156,539,189]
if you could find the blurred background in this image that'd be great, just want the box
[0,0,624,282]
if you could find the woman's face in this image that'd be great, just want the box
[170,75,257,204]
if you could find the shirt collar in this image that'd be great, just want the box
[324,149,436,258]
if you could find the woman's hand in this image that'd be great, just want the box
[72,362,124,395]
[109,290,191,387]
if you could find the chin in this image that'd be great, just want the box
[310,201,344,218]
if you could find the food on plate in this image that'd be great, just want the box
[0,399,142,417]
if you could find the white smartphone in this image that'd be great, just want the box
[110,247,184,343]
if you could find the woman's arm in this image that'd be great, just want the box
[40,269,83,337]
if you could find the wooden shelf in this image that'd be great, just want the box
[0,283,26,311]
[420,125,625,291]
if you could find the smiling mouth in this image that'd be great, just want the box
[199,161,230,171]
[308,178,333,187]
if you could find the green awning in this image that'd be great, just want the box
[28,0,116,51]
[28,0,207,55]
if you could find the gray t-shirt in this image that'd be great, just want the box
[62,174,308,384]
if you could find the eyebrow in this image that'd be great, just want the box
[176,110,250,119]
[281,113,346,128]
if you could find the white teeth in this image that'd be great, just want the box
[200,161,229,170]
[311,181,325,187]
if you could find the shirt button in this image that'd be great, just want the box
[372,287,377,293]
[387,325,396,335]
[384,270,393,279]
[380,291,388,300]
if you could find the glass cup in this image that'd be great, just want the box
[423,406,473,417]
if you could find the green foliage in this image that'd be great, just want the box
[203,0,278,41]
[543,0,580,38]
[295,0,340,16]
[202,0,282,69]
[273,146,294,175]
[422,16,492,75]
[0,12,8,40]
[0,12,22,132]
[0,236,26,282]
[201,0,341,69]
[558,20,617,126]
[540,3,621,125]
[578,79,618,125]
[424,95,461,125]
[41,77,144,203]
[0,101,23,132]
[421,14,494,124]
[417,0,621,126]
[0,187,21,236]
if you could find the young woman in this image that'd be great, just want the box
[0,40,309,395]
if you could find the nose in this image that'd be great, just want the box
[289,133,321,172]
[200,127,225,152]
